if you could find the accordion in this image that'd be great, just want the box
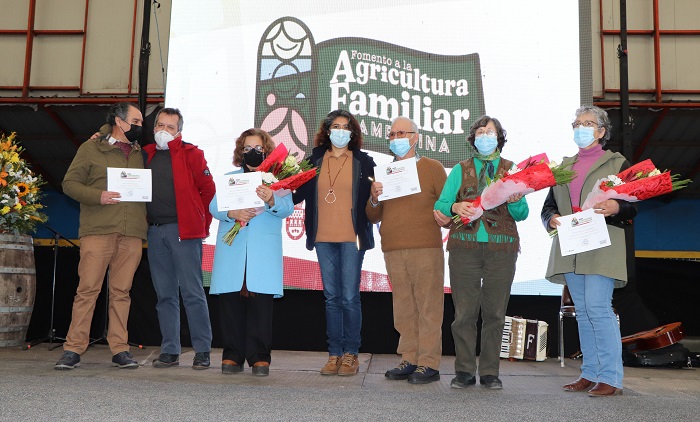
[500,316,548,361]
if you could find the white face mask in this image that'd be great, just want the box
[154,130,176,150]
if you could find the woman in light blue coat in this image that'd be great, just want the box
[209,128,294,376]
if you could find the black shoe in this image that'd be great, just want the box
[385,361,417,380]
[480,375,503,389]
[111,351,139,369]
[450,371,476,389]
[222,359,244,374]
[193,352,210,370]
[54,351,80,370]
[152,353,179,368]
[407,366,440,384]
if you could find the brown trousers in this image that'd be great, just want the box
[385,247,444,369]
[449,244,517,377]
[64,234,142,355]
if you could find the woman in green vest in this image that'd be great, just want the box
[435,115,528,390]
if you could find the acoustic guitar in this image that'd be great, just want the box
[621,322,685,353]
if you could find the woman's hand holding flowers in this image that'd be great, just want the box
[452,201,477,219]
[227,208,257,223]
[506,193,523,203]
[592,199,619,217]
[256,184,275,207]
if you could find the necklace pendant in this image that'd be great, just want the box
[325,189,337,204]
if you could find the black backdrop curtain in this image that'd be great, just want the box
[26,247,698,355]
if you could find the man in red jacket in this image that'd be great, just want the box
[144,108,216,370]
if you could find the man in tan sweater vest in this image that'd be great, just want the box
[366,117,447,384]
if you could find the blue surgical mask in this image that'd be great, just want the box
[573,127,596,148]
[389,138,412,158]
[474,134,498,155]
[329,129,351,148]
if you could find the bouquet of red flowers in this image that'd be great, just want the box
[580,158,690,210]
[547,159,690,238]
[453,153,576,227]
[222,143,318,245]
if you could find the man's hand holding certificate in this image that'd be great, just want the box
[214,172,264,211]
[374,157,421,201]
[107,167,152,202]
[556,208,611,256]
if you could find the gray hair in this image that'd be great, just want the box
[155,107,184,132]
[574,105,611,145]
[106,102,137,125]
[390,116,418,133]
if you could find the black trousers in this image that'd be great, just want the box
[218,291,274,366]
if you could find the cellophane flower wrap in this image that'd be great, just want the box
[222,143,317,245]
[580,158,691,210]
[0,132,48,234]
[454,153,576,227]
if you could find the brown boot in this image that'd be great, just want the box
[588,382,623,397]
[563,377,594,392]
[337,353,359,376]
[320,356,341,375]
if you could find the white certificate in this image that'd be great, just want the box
[107,168,152,202]
[374,157,421,201]
[214,172,264,211]
[557,208,611,257]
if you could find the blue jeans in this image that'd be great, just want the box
[565,272,623,389]
[315,242,365,356]
[148,223,212,354]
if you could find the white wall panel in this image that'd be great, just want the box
[34,0,85,30]
[0,38,26,85]
[0,0,29,30]
[592,0,700,99]
[31,36,82,87]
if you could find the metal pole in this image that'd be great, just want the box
[138,0,153,121]
[618,0,633,160]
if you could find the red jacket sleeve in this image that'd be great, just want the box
[187,146,216,236]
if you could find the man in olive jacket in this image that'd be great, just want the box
[55,102,148,370]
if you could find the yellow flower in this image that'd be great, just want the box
[9,152,20,163]
[16,182,30,197]
[13,202,22,211]
[0,206,10,215]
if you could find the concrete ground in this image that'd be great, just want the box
[0,344,698,421]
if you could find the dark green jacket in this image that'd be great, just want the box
[62,136,148,240]
[541,150,637,288]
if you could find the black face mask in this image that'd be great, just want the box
[243,150,265,168]
[121,122,142,143]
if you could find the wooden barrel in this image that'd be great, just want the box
[0,234,36,347]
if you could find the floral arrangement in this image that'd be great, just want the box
[0,132,47,234]
[548,158,690,237]
[453,153,575,227]
[222,143,317,245]
[580,158,690,210]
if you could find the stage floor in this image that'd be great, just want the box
[1,344,698,421]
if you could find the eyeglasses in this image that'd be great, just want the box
[571,120,599,129]
[243,145,264,153]
[388,131,416,140]
[330,124,350,130]
[475,129,497,137]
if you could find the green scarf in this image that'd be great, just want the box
[474,149,500,195]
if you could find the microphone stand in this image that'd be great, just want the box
[23,225,79,351]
